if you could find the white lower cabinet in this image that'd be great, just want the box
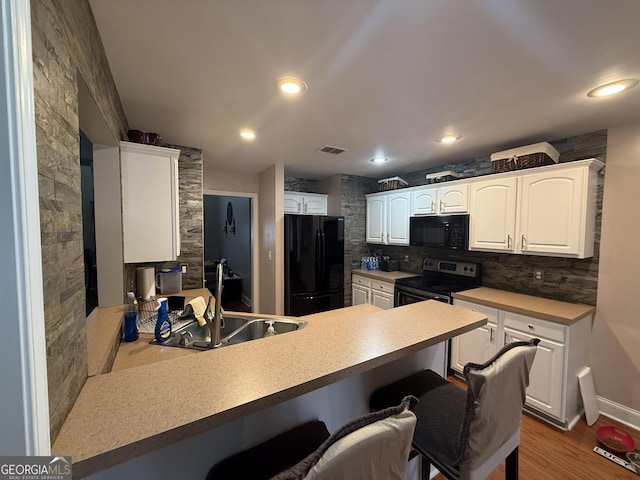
[370,280,395,309]
[352,285,370,306]
[351,274,395,309]
[452,298,591,429]
[450,300,499,372]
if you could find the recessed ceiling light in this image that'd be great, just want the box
[370,157,388,164]
[587,79,638,97]
[239,129,256,140]
[276,77,308,95]
[438,134,460,144]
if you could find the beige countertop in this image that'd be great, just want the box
[453,287,596,325]
[86,288,214,376]
[351,268,415,282]
[53,299,486,477]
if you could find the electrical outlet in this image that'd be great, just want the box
[404,255,409,263]
[533,268,544,282]
[181,265,187,274]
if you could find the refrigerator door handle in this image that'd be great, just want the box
[299,292,335,301]
[320,228,326,280]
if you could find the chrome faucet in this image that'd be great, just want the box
[205,263,224,348]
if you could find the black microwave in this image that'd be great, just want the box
[409,214,469,250]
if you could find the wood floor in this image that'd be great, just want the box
[433,376,639,480]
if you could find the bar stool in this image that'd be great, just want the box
[207,395,417,480]
[370,338,539,480]
[206,420,330,480]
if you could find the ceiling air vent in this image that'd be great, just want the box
[316,145,347,155]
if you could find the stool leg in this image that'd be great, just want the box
[505,446,518,480]
[421,455,431,480]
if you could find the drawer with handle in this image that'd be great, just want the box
[503,311,565,343]
[352,275,371,288]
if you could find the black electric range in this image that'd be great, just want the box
[394,257,482,306]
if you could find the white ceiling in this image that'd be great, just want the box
[89,0,640,179]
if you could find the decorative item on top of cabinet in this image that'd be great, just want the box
[120,141,181,263]
[351,273,395,309]
[468,158,603,258]
[284,192,328,215]
[411,181,469,216]
[366,191,410,245]
[452,296,592,430]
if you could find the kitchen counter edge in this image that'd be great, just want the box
[453,287,595,325]
[53,301,486,477]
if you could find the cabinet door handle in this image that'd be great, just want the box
[431,201,435,213]
[303,202,307,213]
[507,235,512,249]
[439,200,444,213]
[521,235,526,250]
[386,233,389,242]
[504,332,508,345]
[297,201,302,213]
[489,327,494,342]
[528,324,534,330]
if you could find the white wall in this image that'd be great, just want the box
[319,174,342,216]
[592,122,640,423]
[258,164,284,314]
[203,168,259,194]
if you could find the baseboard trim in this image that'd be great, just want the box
[598,396,640,432]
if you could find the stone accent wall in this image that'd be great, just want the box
[31,0,129,441]
[339,175,378,305]
[124,145,204,291]
[284,176,319,193]
[378,130,607,306]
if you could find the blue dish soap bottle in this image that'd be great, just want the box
[123,292,139,342]
[155,298,172,343]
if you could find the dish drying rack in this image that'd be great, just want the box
[136,299,191,334]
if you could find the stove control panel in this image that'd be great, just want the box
[422,258,480,278]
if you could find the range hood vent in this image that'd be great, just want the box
[316,145,347,155]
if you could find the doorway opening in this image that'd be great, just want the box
[203,193,254,312]
[80,130,97,314]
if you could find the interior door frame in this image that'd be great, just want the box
[0,0,51,453]
[203,189,259,313]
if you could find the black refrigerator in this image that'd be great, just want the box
[285,214,344,316]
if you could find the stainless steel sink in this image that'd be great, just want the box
[224,319,307,345]
[151,314,306,351]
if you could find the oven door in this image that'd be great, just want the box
[394,285,451,307]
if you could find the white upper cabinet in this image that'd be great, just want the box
[518,167,588,257]
[366,195,386,243]
[439,183,469,214]
[120,141,181,263]
[469,159,602,258]
[284,192,328,215]
[411,186,438,215]
[469,177,518,252]
[366,191,410,245]
[411,182,469,215]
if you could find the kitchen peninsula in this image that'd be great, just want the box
[53,294,486,478]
